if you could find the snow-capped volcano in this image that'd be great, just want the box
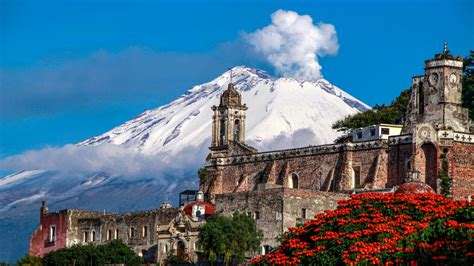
[0,66,369,262]
[79,66,368,155]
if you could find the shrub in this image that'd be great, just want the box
[252,193,474,265]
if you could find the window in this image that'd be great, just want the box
[83,231,89,243]
[254,211,260,220]
[219,119,227,145]
[353,166,361,188]
[418,82,424,114]
[288,173,299,189]
[234,119,241,142]
[370,128,376,136]
[107,229,112,240]
[49,225,56,242]
[381,128,390,135]
[301,209,308,219]
[114,229,119,240]
[142,226,148,238]
[129,227,135,238]
[356,132,362,139]
[91,231,96,242]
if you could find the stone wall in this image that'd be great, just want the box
[215,188,348,248]
[204,140,391,200]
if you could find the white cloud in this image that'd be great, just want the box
[248,128,319,151]
[245,9,339,81]
[0,142,209,181]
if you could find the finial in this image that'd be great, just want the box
[229,67,233,84]
[443,41,449,54]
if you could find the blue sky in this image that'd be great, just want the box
[0,0,473,157]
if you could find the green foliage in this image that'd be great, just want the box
[41,240,142,266]
[15,255,41,266]
[462,50,474,120]
[332,89,411,132]
[198,167,207,182]
[198,212,263,264]
[252,193,474,265]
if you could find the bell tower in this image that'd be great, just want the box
[404,42,470,135]
[208,75,256,159]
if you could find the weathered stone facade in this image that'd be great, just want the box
[201,47,474,204]
[29,201,212,264]
[215,189,348,249]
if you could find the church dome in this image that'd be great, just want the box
[220,83,242,106]
[395,181,435,195]
[183,201,216,221]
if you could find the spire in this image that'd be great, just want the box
[229,67,233,84]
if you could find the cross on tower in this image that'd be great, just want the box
[443,41,449,54]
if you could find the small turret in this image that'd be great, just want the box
[40,201,48,223]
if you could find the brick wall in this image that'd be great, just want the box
[448,142,474,200]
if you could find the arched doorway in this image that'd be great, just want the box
[288,173,299,189]
[419,143,438,191]
[177,240,186,257]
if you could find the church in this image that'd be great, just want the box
[201,46,474,250]
[30,46,474,262]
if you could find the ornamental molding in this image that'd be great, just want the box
[206,140,387,167]
[438,130,474,143]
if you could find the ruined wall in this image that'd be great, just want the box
[387,136,413,187]
[281,190,348,231]
[204,141,390,199]
[29,210,69,257]
[215,188,347,248]
[448,142,474,200]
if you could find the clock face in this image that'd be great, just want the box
[418,126,431,140]
[449,73,457,84]
[429,73,439,85]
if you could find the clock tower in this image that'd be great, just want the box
[404,42,470,138]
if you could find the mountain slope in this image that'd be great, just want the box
[79,66,368,155]
[0,66,369,262]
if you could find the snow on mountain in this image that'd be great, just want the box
[0,66,369,262]
[79,66,368,155]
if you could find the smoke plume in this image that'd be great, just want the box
[245,9,339,81]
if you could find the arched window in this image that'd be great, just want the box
[219,119,226,145]
[288,173,299,189]
[91,230,96,242]
[107,229,112,240]
[234,119,241,142]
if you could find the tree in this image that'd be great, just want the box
[198,212,263,264]
[252,193,474,265]
[41,240,142,266]
[332,89,411,132]
[462,50,474,120]
[198,167,207,182]
[15,255,41,266]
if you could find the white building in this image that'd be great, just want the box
[352,124,402,142]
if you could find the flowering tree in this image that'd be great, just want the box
[251,193,474,265]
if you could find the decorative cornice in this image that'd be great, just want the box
[206,139,388,167]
